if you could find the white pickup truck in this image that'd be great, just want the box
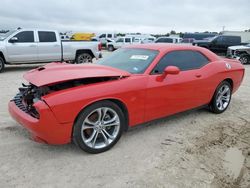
[0,29,102,72]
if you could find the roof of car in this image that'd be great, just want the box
[126,43,202,51]
[125,43,220,61]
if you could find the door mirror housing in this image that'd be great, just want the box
[9,37,18,43]
[164,66,180,76]
[157,66,180,81]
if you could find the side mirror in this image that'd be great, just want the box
[163,66,180,76]
[9,37,18,43]
[156,66,180,82]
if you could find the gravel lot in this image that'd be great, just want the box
[0,57,249,187]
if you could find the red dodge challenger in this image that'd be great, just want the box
[9,44,245,153]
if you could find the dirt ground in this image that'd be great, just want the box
[0,59,249,188]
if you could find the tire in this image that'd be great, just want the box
[76,53,93,64]
[209,81,232,114]
[0,56,5,73]
[239,55,250,64]
[73,100,125,154]
[108,45,114,51]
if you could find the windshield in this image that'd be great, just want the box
[97,48,159,74]
[0,30,16,41]
[245,43,250,47]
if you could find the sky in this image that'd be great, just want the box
[0,0,249,34]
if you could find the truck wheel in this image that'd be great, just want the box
[108,45,114,51]
[239,55,250,64]
[76,53,93,64]
[0,56,5,73]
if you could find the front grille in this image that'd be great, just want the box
[12,93,39,119]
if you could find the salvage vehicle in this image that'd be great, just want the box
[0,28,102,72]
[227,43,250,64]
[9,44,245,153]
[193,35,242,54]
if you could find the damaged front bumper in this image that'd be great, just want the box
[8,93,73,145]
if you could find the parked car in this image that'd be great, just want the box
[227,43,250,64]
[181,38,195,44]
[106,37,134,51]
[0,29,102,72]
[193,35,242,53]
[9,44,244,153]
[98,33,117,47]
[155,37,182,43]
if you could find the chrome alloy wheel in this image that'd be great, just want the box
[239,56,249,64]
[216,84,231,111]
[77,53,92,63]
[81,107,120,149]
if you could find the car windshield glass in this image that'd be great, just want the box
[0,30,16,41]
[97,48,159,74]
[245,43,250,47]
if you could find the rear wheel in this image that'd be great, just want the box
[108,45,114,51]
[0,56,5,73]
[73,101,125,154]
[239,55,250,64]
[76,53,93,64]
[209,81,232,114]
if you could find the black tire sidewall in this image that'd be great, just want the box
[210,81,232,114]
[0,57,5,73]
[73,100,125,154]
[108,45,114,51]
[240,55,250,64]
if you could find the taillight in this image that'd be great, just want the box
[98,43,102,51]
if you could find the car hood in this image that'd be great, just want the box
[24,62,131,87]
[228,45,250,50]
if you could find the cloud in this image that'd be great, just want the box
[0,0,249,34]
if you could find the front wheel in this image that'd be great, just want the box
[73,101,125,154]
[0,56,5,73]
[209,81,232,114]
[107,45,114,51]
[76,53,93,64]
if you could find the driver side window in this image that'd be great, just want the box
[152,50,209,74]
[11,31,34,43]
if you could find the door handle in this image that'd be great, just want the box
[29,44,36,47]
[195,74,202,78]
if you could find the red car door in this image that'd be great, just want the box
[144,50,211,122]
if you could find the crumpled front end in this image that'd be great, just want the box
[8,84,73,144]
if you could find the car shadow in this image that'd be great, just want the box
[4,64,44,72]
[5,107,211,156]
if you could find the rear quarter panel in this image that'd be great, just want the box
[203,58,244,99]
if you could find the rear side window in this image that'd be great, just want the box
[152,50,209,74]
[38,31,57,42]
[227,36,241,44]
[156,38,173,43]
[125,38,131,43]
[107,34,112,38]
[12,31,34,43]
